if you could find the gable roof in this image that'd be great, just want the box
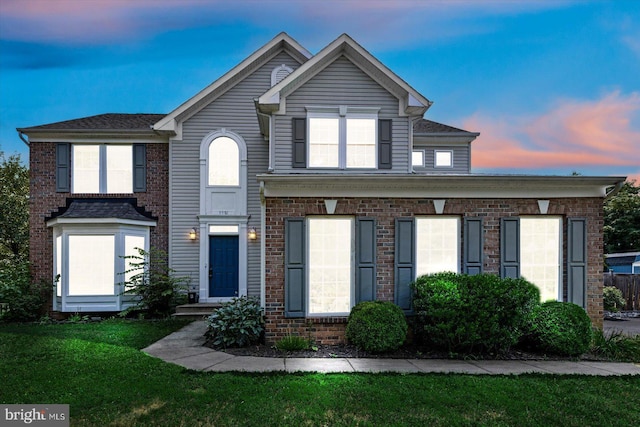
[153,32,311,133]
[257,33,432,117]
[18,113,165,133]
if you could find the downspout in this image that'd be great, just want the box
[18,131,30,146]
[260,181,266,310]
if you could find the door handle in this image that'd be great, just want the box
[209,268,213,279]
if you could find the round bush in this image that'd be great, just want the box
[346,301,408,353]
[525,301,593,356]
[603,286,626,312]
[411,272,540,354]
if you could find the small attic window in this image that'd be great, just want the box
[271,64,293,86]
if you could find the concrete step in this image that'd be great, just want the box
[172,303,221,320]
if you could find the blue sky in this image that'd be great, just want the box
[1,0,638,180]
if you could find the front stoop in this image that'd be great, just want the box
[172,303,221,320]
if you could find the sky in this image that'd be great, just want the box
[0,0,638,181]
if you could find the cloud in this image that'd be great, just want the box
[0,0,572,47]
[465,91,640,174]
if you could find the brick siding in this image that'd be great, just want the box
[29,142,169,312]
[264,197,604,345]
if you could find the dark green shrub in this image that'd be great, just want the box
[205,296,264,349]
[603,286,626,312]
[0,257,53,322]
[524,301,592,356]
[275,334,310,352]
[411,272,540,354]
[121,247,189,318]
[345,301,407,353]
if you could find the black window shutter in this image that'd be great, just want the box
[567,218,587,308]
[378,119,392,169]
[394,218,415,311]
[133,144,146,192]
[355,217,376,303]
[292,118,306,168]
[464,217,484,275]
[500,218,520,279]
[285,218,306,317]
[56,143,70,192]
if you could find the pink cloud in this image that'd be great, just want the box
[466,91,640,173]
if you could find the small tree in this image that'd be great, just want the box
[0,152,29,260]
[604,180,640,253]
[121,247,188,318]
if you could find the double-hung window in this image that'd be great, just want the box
[520,217,562,302]
[72,144,133,193]
[307,217,354,315]
[415,216,461,276]
[307,107,378,169]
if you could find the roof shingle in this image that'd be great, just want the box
[19,113,165,132]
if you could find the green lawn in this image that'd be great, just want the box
[1,320,639,427]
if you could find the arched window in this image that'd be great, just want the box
[208,137,239,186]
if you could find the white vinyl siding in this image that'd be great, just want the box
[521,217,562,302]
[308,217,353,315]
[416,217,460,276]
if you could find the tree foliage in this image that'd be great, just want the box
[0,152,29,260]
[604,180,640,253]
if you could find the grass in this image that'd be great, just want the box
[1,320,640,426]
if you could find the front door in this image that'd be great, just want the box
[209,235,239,297]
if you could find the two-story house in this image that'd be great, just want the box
[19,33,624,344]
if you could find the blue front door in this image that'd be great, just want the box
[209,236,239,297]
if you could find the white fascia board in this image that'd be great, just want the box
[258,174,625,199]
[47,218,157,228]
[155,32,310,132]
[24,131,170,144]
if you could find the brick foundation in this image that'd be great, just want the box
[29,142,169,313]
[264,197,604,345]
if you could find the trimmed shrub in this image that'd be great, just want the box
[205,296,264,349]
[346,301,408,353]
[524,301,592,356]
[603,286,626,312]
[411,272,540,354]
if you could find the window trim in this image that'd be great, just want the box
[520,216,563,302]
[305,106,380,170]
[306,216,355,317]
[412,150,425,168]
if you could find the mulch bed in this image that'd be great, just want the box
[209,341,609,361]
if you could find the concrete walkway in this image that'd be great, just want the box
[142,321,640,376]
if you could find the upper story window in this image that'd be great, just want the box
[307,106,378,169]
[72,144,132,194]
[208,137,239,186]
[434,150,453,168]
[412,150,425,168]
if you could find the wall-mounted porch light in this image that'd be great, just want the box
[189,228,197,240]
[248,227,257,240]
